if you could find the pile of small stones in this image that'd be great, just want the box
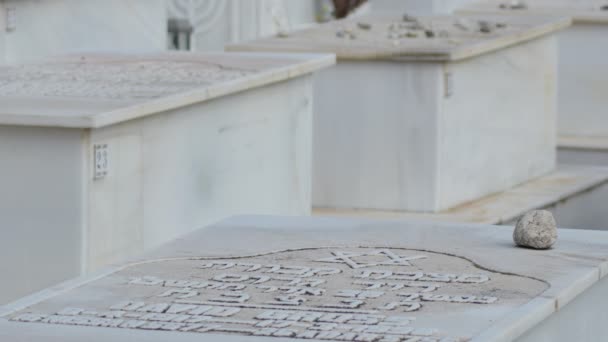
[386,14,444,40]
[335,13,508,42]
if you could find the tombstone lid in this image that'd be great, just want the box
[463,0,608,24]
[2,215,608,342]
[227,14,570,62]
[0,52,335,129]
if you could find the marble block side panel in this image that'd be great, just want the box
[2,0,166,64]
[439,36,557,210]
[312,62,442,212]
[86,76,313,270]
[0,126,84,304]
[557,24,608,137]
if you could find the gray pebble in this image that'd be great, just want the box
[513,210,557,250]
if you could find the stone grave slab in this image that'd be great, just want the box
[228,14,570,213]
[460,1,608,165]
[0,52,334,305]
[2,215,608,341]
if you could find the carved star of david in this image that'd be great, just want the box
[316,249,427,269]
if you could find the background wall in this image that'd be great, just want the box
[167,0,319,52]
[0,1,5,64]
[1,0,166,64]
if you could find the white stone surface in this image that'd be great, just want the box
[0,52,334,305]
[2,215,608,341]
[460,1,608,148]
[228,14,570,61]
[371,0,481,14]
[316,165,608,230]
[556,24,608,138]
[0,0,166,64]
[0,52,335,128]
[230,15,564,212]
[463,0,608,24]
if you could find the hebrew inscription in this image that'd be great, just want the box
[10,248,547,341]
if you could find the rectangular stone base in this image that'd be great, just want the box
[311,36,556,213]
[315,165,608,230]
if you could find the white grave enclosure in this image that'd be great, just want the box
[0,0,167,64]
[460,1,608,166]
[228,14,570,213]
[3,215,608,341]
[0,52,335,305]
[371,0,480,15]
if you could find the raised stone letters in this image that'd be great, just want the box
[10,248,537,341]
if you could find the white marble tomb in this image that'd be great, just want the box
[460,0,608,167]
[228,14,570,213]
[0,0,167,64]
[2,215,608,341]
[0,52,335,305]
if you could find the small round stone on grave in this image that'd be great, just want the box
[513,210,558,250]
